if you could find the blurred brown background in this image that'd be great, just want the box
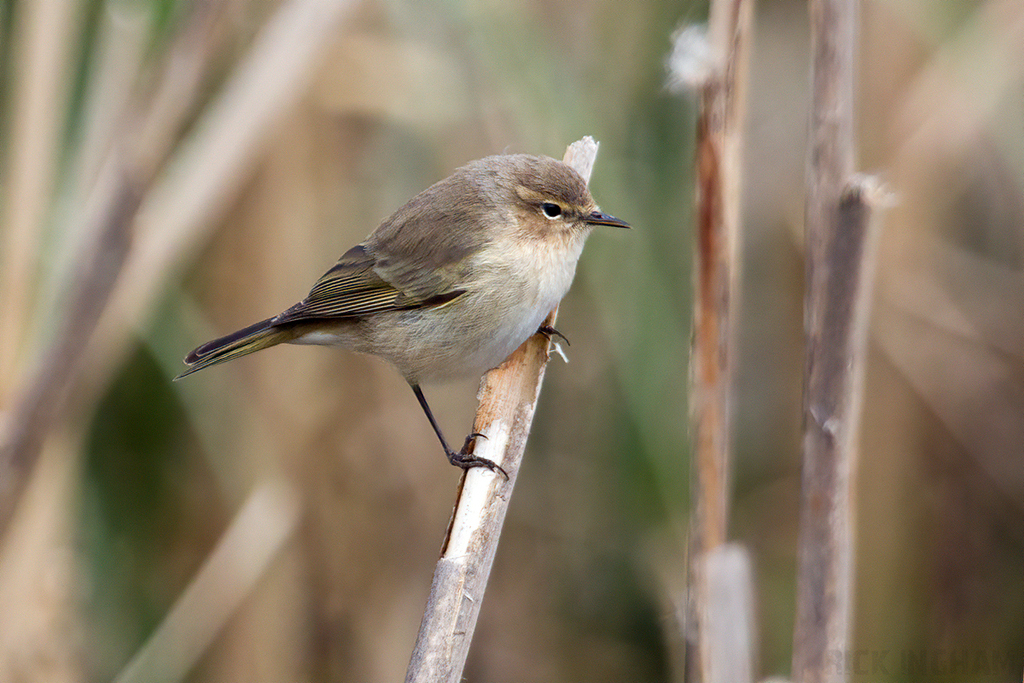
[0,0,1021,681]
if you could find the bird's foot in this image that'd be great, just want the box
[446,433,508,479]
[537,325,570,346]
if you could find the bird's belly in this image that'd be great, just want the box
[361,254,572,383]
[376,293,554,383]
[304,242,583,384]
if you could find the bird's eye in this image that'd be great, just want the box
[541,202,562,219]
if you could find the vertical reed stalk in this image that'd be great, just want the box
[684,1,752,680]
[793,1,880,681]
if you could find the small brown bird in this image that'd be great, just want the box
[176,153,628,473]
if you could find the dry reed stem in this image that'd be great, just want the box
[793,1,880,681]
[80,0,356,396]
[677,0,752,680]
[113,480,301,683]
[0,0,227,539]
[794,177,880,683]
[0,0,79,398]
[0,0,357,539]
[690,0,747,560]
[404,137,599,683]
[0,428,82,681]
[698,544,755,683]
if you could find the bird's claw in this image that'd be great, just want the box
[537,325,570,346]
[446,432,508,480]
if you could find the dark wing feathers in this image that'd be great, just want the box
[272,234,468,325]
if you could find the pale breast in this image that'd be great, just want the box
[362,233,587,383]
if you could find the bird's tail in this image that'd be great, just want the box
[174,317,295,380]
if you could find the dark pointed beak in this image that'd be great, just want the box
[584,210,631,229]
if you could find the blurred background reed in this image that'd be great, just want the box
[0,0,1020,681]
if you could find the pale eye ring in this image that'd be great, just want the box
[541,202,562,219]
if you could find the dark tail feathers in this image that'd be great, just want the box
[175,317,290,380]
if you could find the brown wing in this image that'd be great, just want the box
[363,166,496,298]
[275,160,513,325]
[272,243,463,325]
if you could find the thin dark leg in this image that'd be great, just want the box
[410,384,507,478]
